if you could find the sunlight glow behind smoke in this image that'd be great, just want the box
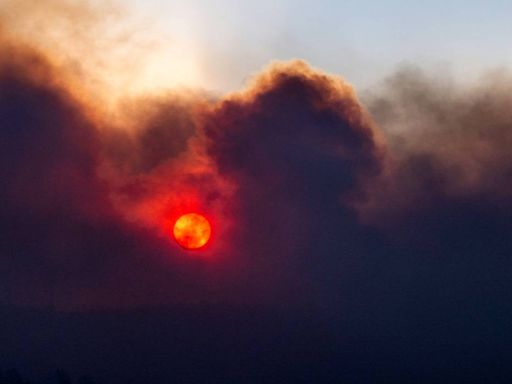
[1,0,205,105]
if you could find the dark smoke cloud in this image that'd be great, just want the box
[2,4,512,382]
[0,25,387,307]
[1,3,512,333]
[0,41,230,308]
[203,61,384,302]
[361,66,512,224]
[355,67,512,352]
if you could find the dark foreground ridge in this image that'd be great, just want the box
[1,304,511,384]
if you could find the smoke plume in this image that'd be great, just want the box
[1,1,512,318]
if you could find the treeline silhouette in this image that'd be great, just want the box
[0,369,96,384]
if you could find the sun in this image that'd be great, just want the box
[173,213,212,250]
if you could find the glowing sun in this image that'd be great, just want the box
[173,213,212,250]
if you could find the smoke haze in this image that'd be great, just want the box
[1,1,512,382]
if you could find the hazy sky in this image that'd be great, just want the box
[125,0,512,91]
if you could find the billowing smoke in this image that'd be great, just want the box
[202,61,384,302]
[361,66,512,225]
[0,42,196,308]
[1,0,512,323]
[0,15,384,308]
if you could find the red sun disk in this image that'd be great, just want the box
[173,213,211,250]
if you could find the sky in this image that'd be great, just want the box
[125,0,512,91]
[1,0,512,383]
